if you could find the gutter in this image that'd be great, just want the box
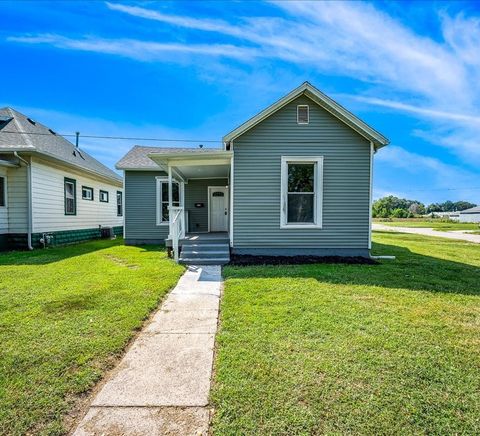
[13,152,33,250]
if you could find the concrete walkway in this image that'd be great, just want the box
[74,265,223,436]
[373,223,480,244]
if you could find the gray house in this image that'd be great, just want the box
[116,82,389,264]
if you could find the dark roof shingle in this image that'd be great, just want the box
[0,107,121,183]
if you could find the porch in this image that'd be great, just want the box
[148,149,233,263]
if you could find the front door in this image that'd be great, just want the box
[209,187,229,232]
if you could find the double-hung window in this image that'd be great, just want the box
[156,178,180,225]
[64,177,76,215]
[117,191,123,216]
[280,156,323,228]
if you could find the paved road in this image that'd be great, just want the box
[74,265,222,436]
[373,223,480,244]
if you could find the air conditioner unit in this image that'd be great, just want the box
[100,226,115,239]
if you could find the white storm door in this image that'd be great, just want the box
[209,187,229,232]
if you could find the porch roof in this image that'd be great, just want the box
[116,145,224,170]
[148,149,232,181]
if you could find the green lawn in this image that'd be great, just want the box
[212,232,480,434]
[374,218,479,231]
[0,239,183,436]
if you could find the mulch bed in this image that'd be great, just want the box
[229,254,378,266]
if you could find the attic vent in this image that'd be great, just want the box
[27,118,36,125]
[48,129,56,135]
[297,105,309,124]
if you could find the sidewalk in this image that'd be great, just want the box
[74,265,223,436]
[373,223,480,244]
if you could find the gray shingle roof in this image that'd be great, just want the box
[0,107,121,183]
[459,206,480,214]
[116,145,223,169]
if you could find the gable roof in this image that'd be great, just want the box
[116,145,223,170]
[459,206,480,214]
[223,82,389,150]
[0,107,122,184]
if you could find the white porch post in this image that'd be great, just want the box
[168,165,173,239]
[181,182,186,237]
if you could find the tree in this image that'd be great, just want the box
[426,203,442,213]
[426,201,477,213]
[373,196,425,218]
[391,208,408,218]
[454,201,477,211]
[409,202,425,216]
[441,200,455,212]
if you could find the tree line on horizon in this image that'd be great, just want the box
[372,195,477,219]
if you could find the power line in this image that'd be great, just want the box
[400,187,480,192]
[2,130,479,194]
[0,130,222,143]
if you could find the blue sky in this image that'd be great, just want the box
[2,0,480,205]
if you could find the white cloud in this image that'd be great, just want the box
[105,2,242,37]
[1,104,223,170]
[350,96,480,125]
[99,1,480,165]
[7,1,480,171]
[7,34,261,61]
[376,146,480,202]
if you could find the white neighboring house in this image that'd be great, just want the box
[458,206,480,223]
[426,211,460,221]
[0,107,123,250]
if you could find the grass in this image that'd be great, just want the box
[211,232,480,435]
[374,218,479,231]
[0,238,184,436]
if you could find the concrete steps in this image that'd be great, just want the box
[179,240,230,265]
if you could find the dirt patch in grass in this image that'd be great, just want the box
[229,254,377,266]
[104,253,139,269]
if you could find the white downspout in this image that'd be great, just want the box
[14,152,33,250]
[368,142,374,251]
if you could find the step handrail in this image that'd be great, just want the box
[169,206,184,262]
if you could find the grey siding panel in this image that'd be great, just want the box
[233,95,371,250]
[185,178,228,233]
[124,170,168,243]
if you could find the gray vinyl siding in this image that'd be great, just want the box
[185,178,228,233]
[232,95,371,252]
[124,170,167,244]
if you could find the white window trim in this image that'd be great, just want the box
[155,176,183,226]
[297,105,309,125]
[280,156,323,229]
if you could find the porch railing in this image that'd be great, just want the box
[169,206,185,262]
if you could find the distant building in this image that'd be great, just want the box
[425,211,460,221]
[458,206,480,223]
